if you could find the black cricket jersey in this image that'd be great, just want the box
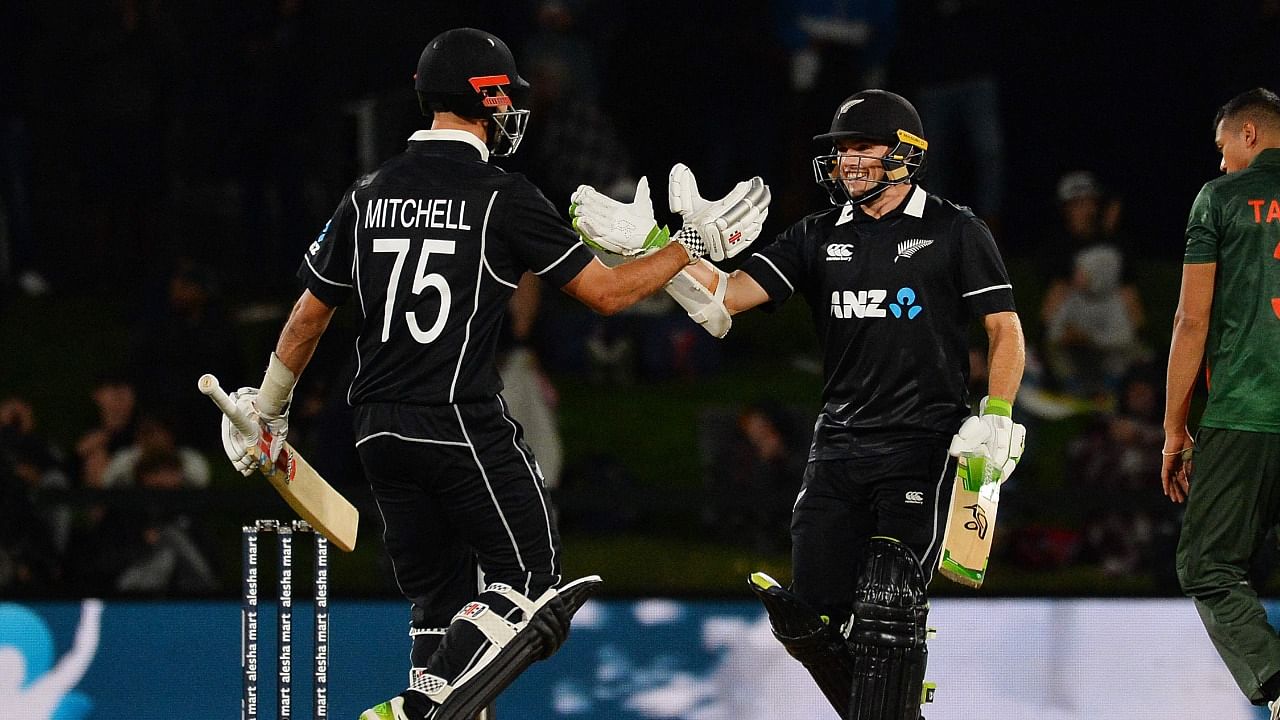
[740,186,1015,459]
[299,129,594,406]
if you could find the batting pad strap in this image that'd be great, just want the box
[483,582,539,617]
[665,267,731,338]
[409,667,453,703]
[452,602,519,646]
[409,626,448,638]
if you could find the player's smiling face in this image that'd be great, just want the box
[834,139,891,197]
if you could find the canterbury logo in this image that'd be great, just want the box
[905,491,924,505]
[826,243,855,261]
[895,238,933,262]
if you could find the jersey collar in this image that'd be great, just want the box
[408,129,490,162]
[1252,147,1280,168]
[835,185,927,226]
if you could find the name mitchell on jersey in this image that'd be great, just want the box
[364,197,472,230]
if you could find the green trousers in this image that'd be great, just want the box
[1177,426,1280,704]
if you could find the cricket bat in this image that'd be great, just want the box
[937,454,1001,588]
[199,374,359,552]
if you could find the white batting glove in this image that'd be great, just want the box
[948,396,1026,485]
[668,163,770,262]
[569,177,671,257]
[219,387,289,476]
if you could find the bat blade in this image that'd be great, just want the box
[198,374,359,551]
[938,455,1000,588]
[260,441,359,552]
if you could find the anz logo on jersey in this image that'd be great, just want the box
[830,287,924,320]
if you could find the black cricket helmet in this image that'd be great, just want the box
[415,28,531,156]
[811,89,928,205]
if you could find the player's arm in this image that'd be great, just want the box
[560,243,694,315]
[1161,261,1215,503]
[982,310,1025,403]
[276,289,338,376]
[683,260,771,315]
[567,165,771,333]
[949,311,1028,485]
[220,289,335,477]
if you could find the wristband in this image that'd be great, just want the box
[985,397,1013,417]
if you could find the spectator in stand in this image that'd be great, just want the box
[0,397,72,554]
[1044,244,1148,397]
[0,397,67,592]
[896,0,1007,228]
[67,422,218,596]
[75,375,137,488]
[705,401,806,554]
[1039,170,1131,313]
[99,411,210,490]
[127,260,238,447]
[1069,366,1170,576]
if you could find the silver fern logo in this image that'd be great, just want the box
[895,238,933,262]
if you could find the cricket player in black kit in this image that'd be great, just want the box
[215,27,770,720]
[574,89,1027,719]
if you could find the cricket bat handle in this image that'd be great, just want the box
[197,374,259,439]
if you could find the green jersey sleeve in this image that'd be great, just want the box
[1184,183,1220,264]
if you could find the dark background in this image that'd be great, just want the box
[5,0,1276,289]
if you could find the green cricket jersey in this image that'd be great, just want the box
[1184,148,1280,432]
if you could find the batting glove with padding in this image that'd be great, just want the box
[220,387,289,476]
[668,163,770,262]
[948,396,1026,485]
[569,177,670,257]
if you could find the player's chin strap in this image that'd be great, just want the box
[407,576,602,720]
[749,572,856,717]
[665,264,731,338]
[844,537,936,720]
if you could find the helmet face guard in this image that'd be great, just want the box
[468,74,530,157]
[812,129,927,206]
[415,28,532,156]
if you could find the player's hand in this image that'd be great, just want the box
[220,387,288,476]
[569,177,670,257]
[948,396,1026,485]
[1160,429,1193,503]
[668,163,770,262]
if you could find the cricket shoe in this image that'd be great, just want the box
[359,692,437,720]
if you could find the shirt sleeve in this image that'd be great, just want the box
[739,221,809,308]
[955,215,1017,316]
[297,188,357,307]
[1183,183,1219,264]
[502,178,595,288]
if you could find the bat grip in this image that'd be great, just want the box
[198,374,259,439]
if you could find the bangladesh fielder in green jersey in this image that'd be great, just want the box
[1164,87,1280,716]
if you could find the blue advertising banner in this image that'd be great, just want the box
[0,598,1267,719]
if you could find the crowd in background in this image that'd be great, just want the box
[1,0,1278,597]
